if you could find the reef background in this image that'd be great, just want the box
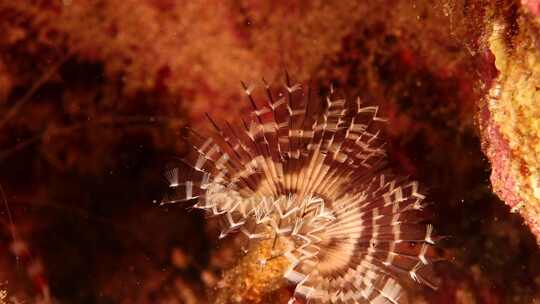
[0,0,539,303]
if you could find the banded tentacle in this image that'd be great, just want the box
[162,76,441,304]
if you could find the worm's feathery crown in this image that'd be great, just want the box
[163,77,441,304]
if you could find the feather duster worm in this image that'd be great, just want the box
[162,76,441,303]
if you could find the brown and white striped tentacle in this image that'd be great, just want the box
[162,76,441,304]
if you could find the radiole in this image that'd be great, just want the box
[162,75,442,303]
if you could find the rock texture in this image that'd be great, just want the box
[478,1,540,243]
